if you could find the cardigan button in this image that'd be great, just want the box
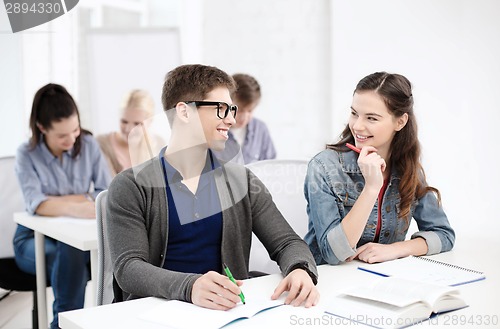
[385,205,391,212]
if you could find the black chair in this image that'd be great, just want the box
[0,258,51,329]
[0,156,50,329]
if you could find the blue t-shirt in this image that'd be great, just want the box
[227,117,276,164]
[161,149,223,274]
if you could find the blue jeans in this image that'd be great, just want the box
[14,228,89,329]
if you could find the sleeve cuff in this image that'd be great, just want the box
[411,231,442,255]
[327,224,356,261]
[28,196,48,215]
[287,262,318,285]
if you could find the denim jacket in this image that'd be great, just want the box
[304,149,455,265]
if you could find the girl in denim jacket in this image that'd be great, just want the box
[304,72,455,265]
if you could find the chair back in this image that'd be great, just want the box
[95,190,114,305]
[0,156,25,258]
[245,159,309,274]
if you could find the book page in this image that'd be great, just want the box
[344,277,461,309]
[139,298,283,329]
[433,294,468,314]
[344,279,421,308]
[326,295,430,329]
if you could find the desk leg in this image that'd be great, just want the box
[34,231,48,329]
[89,249,98,307]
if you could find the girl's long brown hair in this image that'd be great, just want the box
[327,72,440,220]
[29,83,91,158]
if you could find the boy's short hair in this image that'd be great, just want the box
[231,73,261,107]
[161,64,236,111]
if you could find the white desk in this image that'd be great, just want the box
[14,211,98,328]
[59,237,500,328]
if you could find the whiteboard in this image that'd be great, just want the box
[86,28,180,138]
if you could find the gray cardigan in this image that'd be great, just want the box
[106,156,318,302]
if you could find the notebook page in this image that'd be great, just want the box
[139,298,283,329]
[358,256,485,286]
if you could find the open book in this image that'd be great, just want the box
[139,298,283,329]
[358,256,485,286]
[326,277,468,329]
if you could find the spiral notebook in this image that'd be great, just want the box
[358,256,485,286]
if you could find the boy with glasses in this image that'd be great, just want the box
[106,64,319,310]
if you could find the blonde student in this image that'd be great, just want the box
[14,83,111,329]
[304,72,455,265]
[97,89,165,176]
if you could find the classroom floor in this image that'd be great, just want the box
[0,283,93,329]
[0,288,48,329]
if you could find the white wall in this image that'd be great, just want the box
[0,9,25,157]
[85,29,181,136]
[203,0,332,160]
[330,0,500,238]
[1,0,499,241]
[0,7,81,156]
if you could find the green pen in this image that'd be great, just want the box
[223,263,246,304]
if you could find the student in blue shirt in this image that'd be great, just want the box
[304,72,455,266]
[13,83,111,329]
[226,73,276,164]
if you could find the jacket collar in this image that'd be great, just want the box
[338,149,400,182]
[338,150,362,174]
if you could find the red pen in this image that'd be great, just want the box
[346,143,361,153]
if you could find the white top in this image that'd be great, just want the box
[230,126,247,146]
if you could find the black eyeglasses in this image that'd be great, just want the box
[185,101,238,119]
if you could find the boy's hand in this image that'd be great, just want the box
[191,271,243,310]
[271,269,319,308]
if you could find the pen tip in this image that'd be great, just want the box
[243,302,246,305]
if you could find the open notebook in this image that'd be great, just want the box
[139,298,283,329]
[358,256,485,286]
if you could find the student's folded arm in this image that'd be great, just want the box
[15,150,91,217]
[247,170,317,281]
[35,196,94,218]
[304,158,356,265]
[411,191,455,255]
[106,173,201,302]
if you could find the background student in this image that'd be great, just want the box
[106,64,319,311]
[97,89,165,176]
[13,83,111,329]
[304,72,455,266]
[227,73,276,164]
